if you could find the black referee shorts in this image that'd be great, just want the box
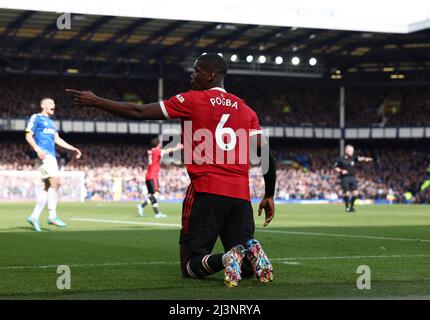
[341,176,358,192]
[145,179,159,194]
[179,184,255,275]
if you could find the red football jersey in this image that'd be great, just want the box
[160,87,262,201]
[146,146,161,180]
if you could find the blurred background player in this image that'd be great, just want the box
[137,136,182,218]
[335,144,373,213]
[25,98,82,231]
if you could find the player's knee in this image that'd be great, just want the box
[43,179,50,191]
[186,257,210,279]
[149,194,157,204]
[49,178,60,189]
[185,260,202,279]
[181,262,191,278]
[181,267,190,278]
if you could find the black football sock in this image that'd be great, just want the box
[343,195,349,208]
[152,203,160,214]
[140,200,148,208]
[186,254,224,278]
[350,196,356,209]
[148,194,160,214]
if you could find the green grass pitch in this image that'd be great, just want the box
[0,202,429,299]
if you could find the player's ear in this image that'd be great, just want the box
[208,72,215,82]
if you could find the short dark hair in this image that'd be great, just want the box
[196,53,228,75]
[150,136,160,148]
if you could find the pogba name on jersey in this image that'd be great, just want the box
[209,96,238,109]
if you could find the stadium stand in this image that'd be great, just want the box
[1,75,430,127]
[1,140,429,203]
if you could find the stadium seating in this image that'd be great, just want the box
[1,75,430,127]
[1,141,429,203]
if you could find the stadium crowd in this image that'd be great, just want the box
[1,141,429,204]
[1,75,430,127]
[0,75,157,121]
[1,74,429,203]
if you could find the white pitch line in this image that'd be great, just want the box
[258,229,430,243]
[281,261,301,265]
[71,218,430,243]
[70,218,181,228]
[272,254,430,261]
[0,261,179,270]
[1,254,429,271]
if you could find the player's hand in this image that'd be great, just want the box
[66,89,98,107]
[74,148,82,159]
[341,169,348,175]
[258,196,275,227]
[36,149,46,160]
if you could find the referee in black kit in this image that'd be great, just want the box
[335,145,373,212]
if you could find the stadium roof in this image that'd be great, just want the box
[1,0,429,34]
[0,8,430,82]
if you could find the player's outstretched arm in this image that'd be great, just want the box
[65,89,166,120]
[55,133,81,159]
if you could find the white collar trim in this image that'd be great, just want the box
[209,87,227,93]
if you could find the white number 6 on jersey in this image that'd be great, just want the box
[215,114,236,151]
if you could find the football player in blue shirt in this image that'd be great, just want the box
[25,98,82,232]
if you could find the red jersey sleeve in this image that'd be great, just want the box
[249,111,263,136]
[160,92,194,120]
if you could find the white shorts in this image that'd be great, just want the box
[37,155,59,180]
